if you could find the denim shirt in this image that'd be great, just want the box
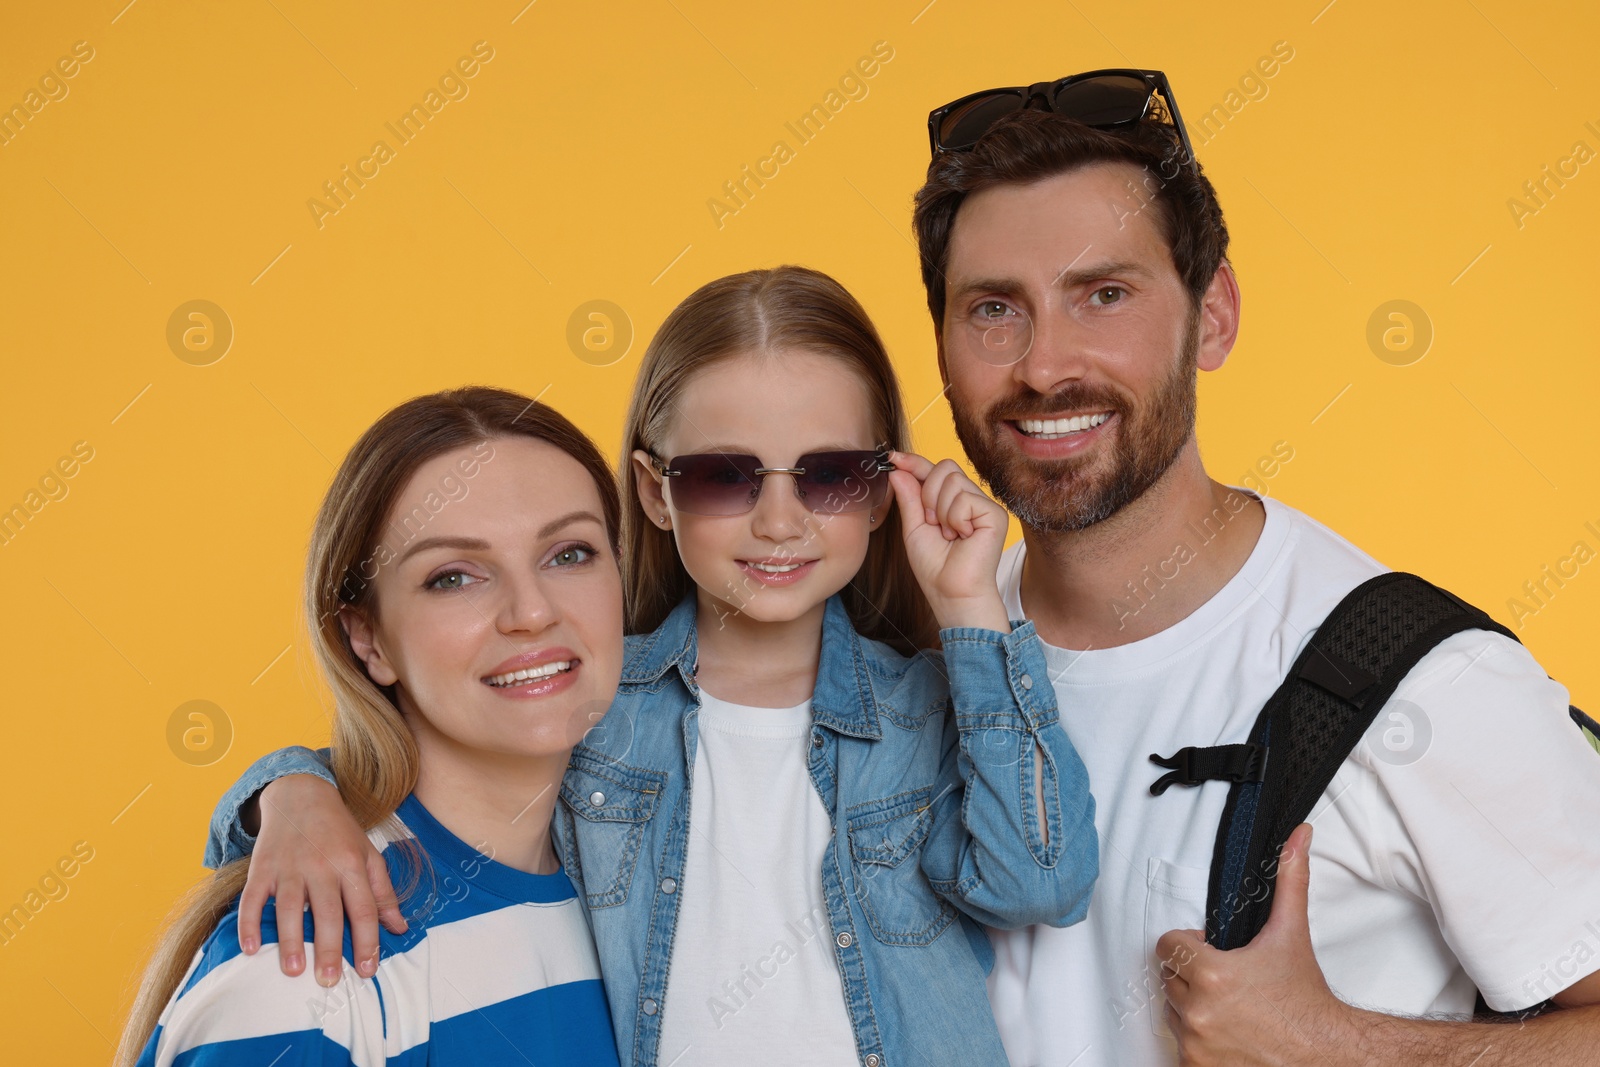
[207,593,1098,1067]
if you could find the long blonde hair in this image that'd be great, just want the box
[117,386,621,1064]
[619,265,936,655]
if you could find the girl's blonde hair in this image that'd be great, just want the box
[619,265,936,655]
[117,386,621,1064]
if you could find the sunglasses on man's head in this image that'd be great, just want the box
[651,449,895,517]
[927,68,1195,171]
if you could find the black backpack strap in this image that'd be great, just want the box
[1177,572,1516,949]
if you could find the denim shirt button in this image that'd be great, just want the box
[642,997,659,1015]
[589,790,606,806]
[835,931,852,948]
[1019,673,1034,690]
[865,1056,881,1067]
[811,731,824,747]
[661,877,677,894]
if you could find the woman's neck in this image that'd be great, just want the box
[690,588,825,707]
[409,736,567,876]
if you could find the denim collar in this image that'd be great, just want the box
[621,592,883,740]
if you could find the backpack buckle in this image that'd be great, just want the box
[1148,743,1268,796]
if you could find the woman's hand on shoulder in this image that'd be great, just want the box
[239,774,406,987]
[887,450,1011,633]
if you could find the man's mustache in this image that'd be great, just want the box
[982,383,1132,424]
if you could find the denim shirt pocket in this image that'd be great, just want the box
[559,749,666,909]
[845,786,959,947]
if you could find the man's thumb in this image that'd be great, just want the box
[1262,822,1313,941]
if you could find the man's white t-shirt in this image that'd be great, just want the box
[986,492,1600,1067]
[657,690,858,1065]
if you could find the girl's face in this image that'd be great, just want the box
[633,349,885,626]
[344,436,624,763]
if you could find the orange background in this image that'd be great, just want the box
[1,0,1596,1057]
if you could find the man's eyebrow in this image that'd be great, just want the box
[947,261,1154,304]
[394,511,605,566]
[1050,260,1153,289]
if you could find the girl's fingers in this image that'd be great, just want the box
[369,850,408,936]
[308,878,347,987]
[889,449,935,482]
[888,469,927,533]
[934,471,970,539]
[274,880,307,976]
[236,869,270,955]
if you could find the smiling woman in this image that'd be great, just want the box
[117,386,626,1067]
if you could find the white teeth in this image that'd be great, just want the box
[1017,412,1111,438]
[749,561,804,573]
[486,661,572,687]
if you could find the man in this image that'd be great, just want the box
[913,73,1600,1064]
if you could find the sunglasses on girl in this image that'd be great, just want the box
[927,68,1195,170]
[651,448,895,517]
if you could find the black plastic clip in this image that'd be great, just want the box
[1148,743,1267,797]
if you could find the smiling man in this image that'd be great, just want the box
[913,75,1600,1066]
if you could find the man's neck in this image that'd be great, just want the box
[1017,444,1266,652]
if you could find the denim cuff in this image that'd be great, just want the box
[204,745,335,869]
[937,618,1058,732]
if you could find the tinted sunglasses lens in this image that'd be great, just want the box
[798,452,890,513]
[938,90,1025,150]
[1052,75,1151,126]
[665,454,760,515]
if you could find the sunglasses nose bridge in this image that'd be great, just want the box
[1023,81,1056,109]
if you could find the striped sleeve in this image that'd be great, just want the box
[137,911,385,1067]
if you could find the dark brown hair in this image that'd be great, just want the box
[619,266,938,655]
[913,108,1230,329]
[118,386,620,1064]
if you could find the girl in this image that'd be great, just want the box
[119,388,626,1066]
[203,267,1099,1065]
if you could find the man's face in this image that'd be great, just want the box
[941,162,1203,533]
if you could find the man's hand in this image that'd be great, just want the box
[238,774,406,987]
[1156,824,1357,1066]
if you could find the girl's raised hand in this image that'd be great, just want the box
[887,450,1012,633]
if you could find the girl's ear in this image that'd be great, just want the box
[339,605,399,686]
[631,449,672,530]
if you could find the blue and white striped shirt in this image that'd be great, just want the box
[138,793,620,1066]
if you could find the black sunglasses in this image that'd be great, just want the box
[651,448,895,517]
[927,68,1195,172]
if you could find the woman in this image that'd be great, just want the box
[118,386,625,1066]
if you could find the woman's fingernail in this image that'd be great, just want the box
[358,956,377,977]
[283,953,302,971]
[319,964,339,986]
[241,936,258,954]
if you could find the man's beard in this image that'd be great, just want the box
[951,315,1199,534]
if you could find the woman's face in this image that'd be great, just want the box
[344,436,623,763]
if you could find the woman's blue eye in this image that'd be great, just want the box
[550,544,597,567]
[427,570,479,591]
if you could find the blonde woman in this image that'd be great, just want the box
[119,387,625,1066]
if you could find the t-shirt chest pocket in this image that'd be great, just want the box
[845,786,958,947]
[560,753,666,909]
[1142,856,1211,1039]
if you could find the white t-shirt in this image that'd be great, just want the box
[986,492,1600,1067]
[657,690,859,1065]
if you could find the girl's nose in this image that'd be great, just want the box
[749,472,811,541]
